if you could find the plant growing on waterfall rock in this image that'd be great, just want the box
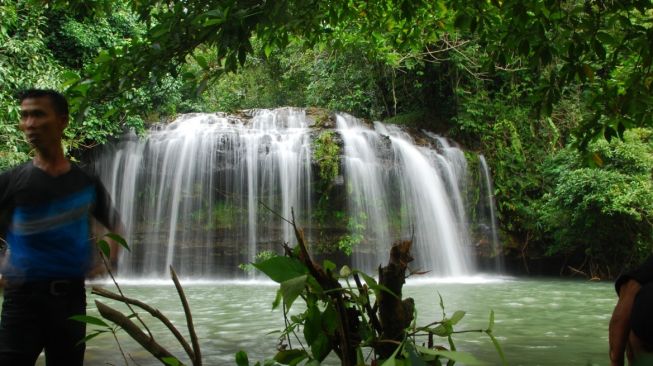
[238,216,507,366]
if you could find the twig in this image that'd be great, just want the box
[567,265,588,278]
[98,249,154,340]
[91,286,195,363]
[353,273,382,334]
[110,327,130,366]
[258,200,293,226]
[170,266,202,366]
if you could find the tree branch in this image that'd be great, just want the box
[91,286,196,364]
[95,300,182,365]
[170,266,202,366]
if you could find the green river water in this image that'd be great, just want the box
[22,277,614,365]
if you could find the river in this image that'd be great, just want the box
[22,276,615,365]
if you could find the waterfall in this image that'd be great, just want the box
[478,155,504,272]
[94,109,492,278]
[95,109,313,278]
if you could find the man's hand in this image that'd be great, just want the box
[610,279,641,366]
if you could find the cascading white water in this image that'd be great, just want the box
[95,109,492,278]
[478,155,504,272]
[371,122,473,275]
[336,115,391,270]
[95,109,313,277]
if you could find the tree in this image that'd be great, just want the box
[47,0,652,147]
[449,0,653,147]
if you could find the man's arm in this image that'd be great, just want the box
[610,279,641,366]
[91,176,125,274]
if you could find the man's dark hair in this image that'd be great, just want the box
[18,89,69,117]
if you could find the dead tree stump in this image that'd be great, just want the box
[377,239,415,359]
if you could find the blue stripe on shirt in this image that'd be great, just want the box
[5,186,96,279]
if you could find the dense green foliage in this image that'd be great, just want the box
[0,2,61,169]
[537,130,653,276]
[0,0,195,168]
[1,0,652,275]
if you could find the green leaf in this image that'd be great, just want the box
[306,275,324,295]
[339,265,352,278]
[162,357,182,366]
[235,350,249,366]
[415,347,483,365]
[322,260,336,272]
[311,333,331,361]
[356,347,365,365]
[593,39,606,60]
[264,44,273,58]
[356,271,398,299]
[105,232,130,251]
[429,324,451,337]
[304,305,322,344]
[69,315,109,328]
[487,332,507,365]
[203,17,226,26]
[596,31,616,46]
[280,275,307,309]
[449,311,466,325]
[97,240,110,258]
[76,330,108,345]
[273,349,308,365]
[438,293,446,317]
[195,55,209,70]
[182,71,196,81]
[407,344,428,366]
[61,71,80,88]
[272,289,282,310]
[487,310,495,331]
[253,257,308,283]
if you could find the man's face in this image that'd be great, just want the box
[19,97,68,150]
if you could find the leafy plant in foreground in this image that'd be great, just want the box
[238,214,507,366]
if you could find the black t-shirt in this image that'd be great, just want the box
[615,255,653,295]
[0,161,119,280]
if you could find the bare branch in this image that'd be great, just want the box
[170,266,202,366]
[91,286,195,363]
[95,300,182,365]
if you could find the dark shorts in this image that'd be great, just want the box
[0,279,86,366]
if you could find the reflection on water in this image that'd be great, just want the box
[17,278,614,365]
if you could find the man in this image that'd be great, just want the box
[610,255,653,366]
[0,89,122,365]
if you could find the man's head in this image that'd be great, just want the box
[17,89,69,151]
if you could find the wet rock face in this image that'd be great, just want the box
[92,108,501,278]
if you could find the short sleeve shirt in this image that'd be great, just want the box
[615,255,653,295]
[0,161,119,280]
